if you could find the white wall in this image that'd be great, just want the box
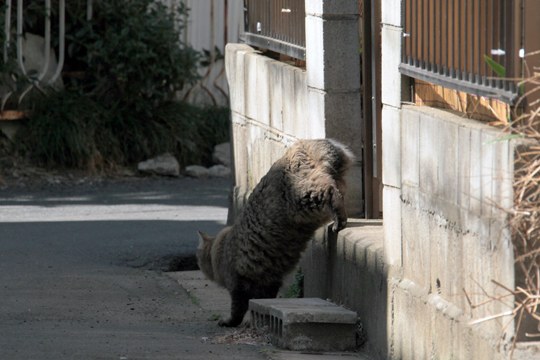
[163,0,244,106]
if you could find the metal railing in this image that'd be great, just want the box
[243,0,305,60]
[400,0,530,104]
[1,0,94,111]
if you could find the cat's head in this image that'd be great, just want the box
[196,231,215,280]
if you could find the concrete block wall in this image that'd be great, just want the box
[225,0,364,216]
[380,0,522,356]
[392,105,517,359]
[225,1,529,358]
[300,221,387,359]
[225,43,316,211]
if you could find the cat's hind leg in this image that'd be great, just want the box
[218,287,250,327]
[218,282,282,327]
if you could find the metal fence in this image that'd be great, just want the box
[1,0,95,112]
[243,0,305,60]
[400,0,531,104]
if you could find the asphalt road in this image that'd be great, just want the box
[0,176,268,359]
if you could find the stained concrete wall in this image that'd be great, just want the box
[225,43,315,213]
[379,0,523,357]
[390,106,517,359]
[226,0,536,359]
[224,0,363,217]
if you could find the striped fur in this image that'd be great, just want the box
[197,139,354,327]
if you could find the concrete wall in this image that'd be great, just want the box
[225,0,535,359]
[225,0,364,217]
[391,106,517,359]
[380,1,522,358]
[225,44,315,213]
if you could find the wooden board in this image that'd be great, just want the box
[414,79,510,125]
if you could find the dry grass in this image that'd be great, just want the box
[466,61,540,357]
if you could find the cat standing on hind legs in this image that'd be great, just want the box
[196,138,354,327]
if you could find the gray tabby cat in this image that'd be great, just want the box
[197,139,354,327]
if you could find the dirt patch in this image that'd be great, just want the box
[208,326,271,346]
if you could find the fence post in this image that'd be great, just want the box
[305,0,363,216]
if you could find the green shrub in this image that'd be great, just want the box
[16,91,102,168]
[72,0,201,110]
[9,0,229,169]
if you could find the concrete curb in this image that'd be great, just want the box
[168,270,375,360]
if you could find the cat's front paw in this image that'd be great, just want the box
[332,218,347,232]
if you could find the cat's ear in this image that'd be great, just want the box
[197,231,213,244]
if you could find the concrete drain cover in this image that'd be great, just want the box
[249,298,357,351]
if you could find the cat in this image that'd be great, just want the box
[196,138,354,327]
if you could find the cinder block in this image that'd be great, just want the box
[381,25,402,108]
[383,186,402,266]
[469,128,483,215]
[255,55,271,126]
[437,120,459,204]
[306,87,326,138]
[305,15,325,89]
[305,0,360,17]
[490,134,513,211]
[268,61,285,131]
[282,64,299,136]
[480,130,495,218]
[319,91,363,149]
[293,68,309,138]
[382,105,401,188]
[457,126,471,210]
[401,198,431,286]
[249,298,357,351]
[381,0,402,27]
[401,107,420,187]
[231,114,247,189]
[418,112,438,195]
[244,52,259,121]
[225,44,255,115]
[306,16,361,91]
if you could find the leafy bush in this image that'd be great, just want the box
[72,0,201,111]
[8,0,229,169]
[16,91,102,168]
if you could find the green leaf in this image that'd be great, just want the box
[483,55,506,77]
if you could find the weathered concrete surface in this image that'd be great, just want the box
[300,220,386,359]
[225,42,362,219]
[250,298,357,352]
[0,177,270,359]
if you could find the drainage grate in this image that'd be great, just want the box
[249,298,357,351]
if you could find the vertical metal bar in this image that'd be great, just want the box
[472,0,476,82]
[416,0,421,67]
[3,0,12,63]
[1,0,13,110]
[445,0,450,76]
[489,0,494,86]
[440,0,445,74]
[403,0,414,65]
[449,0,454,77]
[16,0,27,76]
[414,0,418,65]
[426,0,430,70]
[421,0,425,68]
[49,0,65,84]
[464,0,468,80]
[87,0,93,21]
[37,0,52,82]
[457,0,461,79]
